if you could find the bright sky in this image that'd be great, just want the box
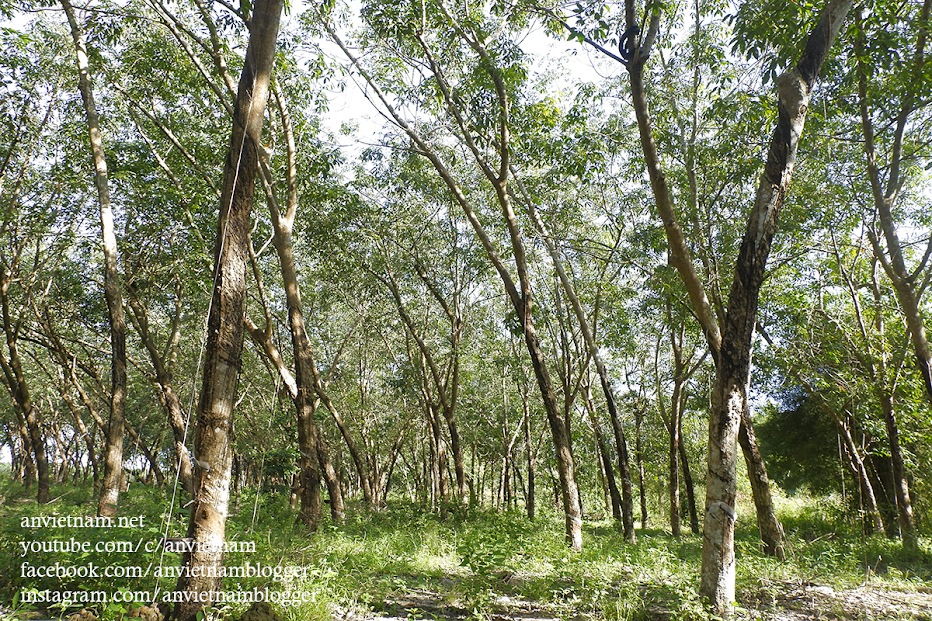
[309,3,623,156]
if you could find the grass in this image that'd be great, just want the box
[1,477,930,621]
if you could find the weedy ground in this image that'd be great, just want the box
[1,479,930,621]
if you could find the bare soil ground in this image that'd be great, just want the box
[740,580,932,620]
[335,579,932,621]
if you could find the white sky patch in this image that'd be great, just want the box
[311,2,622,159]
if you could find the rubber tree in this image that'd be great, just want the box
[544,0,785,565]
[0,41,62,502]
[608,0,854,612]
[252,83,347,528]
[172,1,282,618]
[321,0,585,548]
[61,0,128,518]
[828,233,916,544]
[511,172,638,542]
[852,0,932,548]
[857,0,932,414]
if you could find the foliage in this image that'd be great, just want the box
[3,479,931,619]
[0,0,929,618]
[756,392,846,496]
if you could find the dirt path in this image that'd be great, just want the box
[335,580,932,621]
[743,580,932,620]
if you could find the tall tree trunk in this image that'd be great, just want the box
[590,402,622,520]
[857,0,932,408]
[517,178,635,542]
[623,0,853,612]
[297,408,323,529]
[0,282,49,503]
[260,86,346,526]
[667,321,684,537]
[524,323,583,549]
[61,0,127,519]
[634,406,648,528]
[522,382,536,520]
[171,2,281,618]
[669,392,681,537]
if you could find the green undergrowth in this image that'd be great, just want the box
[1,478,930,621]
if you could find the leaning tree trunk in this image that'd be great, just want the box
[697,1,853,611]
[262,85,345,528]
[126,285,194,495]
[171,2,282,619]
[585,379,621,519]
[61,0,127,519]
[0,339,49,503]
[816,396,884,534]
[738,410,785,558]
[518,179,636,542]
[878,391,917,547]
[678,433,699,534]
[624,0,853,613]
[856,0,932,408]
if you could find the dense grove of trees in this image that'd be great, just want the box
[0,0,929,617]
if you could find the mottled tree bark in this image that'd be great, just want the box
[623,0,853,612]
[738,411,784,558]
[61,0,127,519]
[172,2,282,618]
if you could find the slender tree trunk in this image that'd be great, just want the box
[0,312,49,503]
[264,146,346,526]
[518,182,635,541]
[624,0,853,612]
[738,412,785,558]
[525,323,583,549]
[378,265,466,506]
[591,407,622,520]
[634,407,648,528]
[443,404,466,505]
[171,2,281,618]
[61,0,127,519]
[250,124,348,523]
[23,397,49,503]
[830,408,884,534]
[522,384,536,520]
[856,0,932,408]
[679,434,699,534]
[668,363,683,537]
[126,285,194,495]
[878,391,917,547]
[60,390,99,487]
[316,430,345,524]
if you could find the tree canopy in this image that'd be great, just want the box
[0,0,930,618]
